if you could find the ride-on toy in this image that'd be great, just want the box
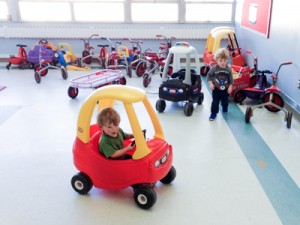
[71,85,176,209]
[245,62,293,128]
[156,42,204,116]
[6,44,34,70]
[201,27,246,76]
[67,69,126,99]
[81,34,99,65]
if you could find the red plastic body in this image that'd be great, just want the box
[72,125,173,190]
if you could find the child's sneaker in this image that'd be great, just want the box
[223,107,228,113]
[209,113,217,121]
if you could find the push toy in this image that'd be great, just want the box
[156,42,204,116]
[6,44,33,70]
[245,62,293,128]
[71,85,176,209]
[67,69,126,99]
[27,39,58,68]
[57,50,91,71]
[33,48,68,83]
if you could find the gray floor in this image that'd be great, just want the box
[0,66,299,225]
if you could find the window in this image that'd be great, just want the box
[0,1,9,20]
[131,3,178,22]
[185,0,233,22]
[19,1,72,22]
[73,2,124,22]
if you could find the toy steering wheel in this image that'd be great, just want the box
[131,129,146,146]
[39,39,48,45]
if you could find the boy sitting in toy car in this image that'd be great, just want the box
[97,107,135,160]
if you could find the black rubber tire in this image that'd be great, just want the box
[245,107,253,123]
[34,71,41,84]
[156,99,166,113]
[233,90,246,104]
[197,92,204,105]
[160,166,176,184]
[71,172,93,195]
[184,102,194,116]
[286,111,292,129]
[68,87,79,99]
[134,187,157,209]
[61,66,68,80]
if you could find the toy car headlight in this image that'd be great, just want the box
[155,160,160,168]
[161,155,167,164]
[163,87,168,92]
[178,89,183,93]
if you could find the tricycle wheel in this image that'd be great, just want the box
[68,87,79,99]
[34,71,41,84]
[245,107,253,123]
[134,186,157,209]
[131,55,139,69]
[286,111,292,129]
[160,166,176,184]
[119,77,127,85]
[126,66,132,78]
[184,102,194,116]
[233,90,246,104]
[82,50,91,64]
[262,92,284,112]
[156,99,166,113]
[249,75,258,87]
[35,64,48,76]
[143,73,151,87]
[197,92,204,105]
[136,61,146,77]
[6,63,11,70]
[200,65,210,76]
[61,66,68,80]
[71,172,93,195]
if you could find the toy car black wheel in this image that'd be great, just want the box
[134,186,157,209]
[61,66,68,80]
[245,107,253,123]
[82,50,91,64]
[233,90,246,104]
[6,63,11,70]
[200,65,210,76]
[136,61,146,77]
[119,77,127,85]
[262,92,284,112]
[126,66,132,78]
[160,166,176,184]
[34,64,48,76]
[34,71,41,84]
[184,102,194,116]
[68,87,79,99]
[143,73,151,87]
[197,92,204,105]
[71,172,93,195]
[156,99,166,113]
[286,111,292,129]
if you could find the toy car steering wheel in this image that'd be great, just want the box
[131,129,146,146]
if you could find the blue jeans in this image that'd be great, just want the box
[211,89,229,114]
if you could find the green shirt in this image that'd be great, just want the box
[99,128,128,158]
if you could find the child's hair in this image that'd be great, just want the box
[214,48,230,61]
[97,107,120,127]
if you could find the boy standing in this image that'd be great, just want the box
[207,48,234,121]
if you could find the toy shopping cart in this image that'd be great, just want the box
[67,69,126,99]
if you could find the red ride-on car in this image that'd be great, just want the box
[71,85,176,209]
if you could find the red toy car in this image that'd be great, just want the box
[71,85,176,209]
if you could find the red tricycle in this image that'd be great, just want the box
[6,44,34,70]
[71,85,176,209]
[81,34,99,65]
[244,62,293,128]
